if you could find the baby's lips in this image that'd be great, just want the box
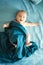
[20,19,23,21]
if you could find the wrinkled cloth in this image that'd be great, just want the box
[0,21,38,63]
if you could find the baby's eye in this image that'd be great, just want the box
[19,15,22,17]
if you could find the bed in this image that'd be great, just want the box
[0,0,43,65]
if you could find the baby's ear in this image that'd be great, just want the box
[37,22,40,26]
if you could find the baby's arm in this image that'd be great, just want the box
[24,22,40,26]
[26,34,32,47]
[3,23,9,28]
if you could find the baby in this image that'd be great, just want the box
[3,10,40,47]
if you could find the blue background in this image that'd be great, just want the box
[0,0,43,65]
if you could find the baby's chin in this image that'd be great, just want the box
[18,20,23,23]
[19,21,24,23]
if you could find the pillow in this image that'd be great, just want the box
[30,0,42,4]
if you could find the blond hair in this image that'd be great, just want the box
[16,10,27,15]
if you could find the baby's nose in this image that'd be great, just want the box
[21,17,24,20]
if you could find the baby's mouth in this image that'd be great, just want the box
[20,19,23,21]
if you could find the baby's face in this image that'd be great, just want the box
[16,11,27,23]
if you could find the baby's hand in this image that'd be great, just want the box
[3,23,9,28]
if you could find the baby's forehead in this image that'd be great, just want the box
[17,10,27,14]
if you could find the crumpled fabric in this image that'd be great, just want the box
[0,20,38,63]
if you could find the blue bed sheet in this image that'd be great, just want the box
[0,0,43,65]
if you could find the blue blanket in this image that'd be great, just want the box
[0,21,38,63]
